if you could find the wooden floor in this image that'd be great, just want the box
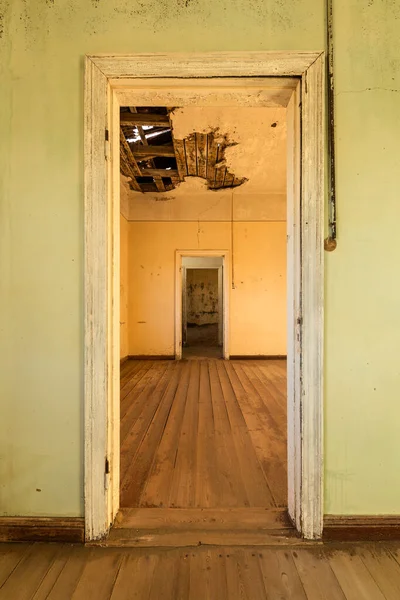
[120,358,287,509]
[2,541,400,599]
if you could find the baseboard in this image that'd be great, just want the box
[128,355,175,360]
[0,517,85,543]
[120,356,129,365]
[323,515,400,541]
[229,355,287,360]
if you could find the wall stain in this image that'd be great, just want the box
[187,271,219,326]
[0,0,11,40]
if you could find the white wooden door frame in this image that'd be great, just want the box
[217,266,223,348]
[84,51,325,541]
[175,251,229,360]
[182,266,187,348]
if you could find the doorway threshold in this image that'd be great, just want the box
[92,508,308,548]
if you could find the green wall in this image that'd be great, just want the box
[0,0,398,517]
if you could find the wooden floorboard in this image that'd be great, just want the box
[3,542,400,599]
[120,358,287,509]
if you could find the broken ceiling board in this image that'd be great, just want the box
[196,133,208,180]
[120,113,170,126]
[183,135,197,177]
[153,177,166,192]
[128,107,168,193]
[120,129,142,192]
[206,134,217,182]
[172,139,187,180]
[140,168,179,178]
[119,105,254,194]
[130,144,176,157]
[120,129,141,176]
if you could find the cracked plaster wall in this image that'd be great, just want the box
[0,0,399,517]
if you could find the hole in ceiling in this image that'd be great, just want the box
[120,106,247,193]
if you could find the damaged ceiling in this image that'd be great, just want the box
[120,106,247,193]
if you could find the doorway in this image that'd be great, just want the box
[118,100,289,528]
[84,52,325,541]
[184,267,220,358]
[181,256,224,359]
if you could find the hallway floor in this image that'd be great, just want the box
[2,541,400,599]
[120,358,287,509]
[183,323,222,359]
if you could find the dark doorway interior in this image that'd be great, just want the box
[183,268,221,359]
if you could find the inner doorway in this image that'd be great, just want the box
[182,256,223,359]
[118,103,289,522]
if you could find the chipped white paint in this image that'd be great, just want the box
[84,52,325,542]
[88,52,321,79]
[114,77,297,109]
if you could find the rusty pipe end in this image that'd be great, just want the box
[324,237,337,252]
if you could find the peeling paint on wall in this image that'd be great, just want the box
[0,0,10,41]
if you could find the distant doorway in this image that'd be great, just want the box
[182,257,224,359]
[176,252,228,359]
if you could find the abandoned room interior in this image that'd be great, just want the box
[118,103,288,525]
[2,0,400,595]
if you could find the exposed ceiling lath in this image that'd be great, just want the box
[120,106,247,193]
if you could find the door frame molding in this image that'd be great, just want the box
[84,51,325,541]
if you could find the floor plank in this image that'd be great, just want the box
[110,553,158,600]
[217,361,276,507]
[70,548,124,600]
[2,542,400,599]
[0,543,31,587]
[44,545,92,600]
[357,544,400,600]
[258,548,308,598]
[169,361,200,508]
[0,543,61,600]
[120,359,287,509]
[292,547,346,599]
[224,361,287,507]
[327,547,387,599]
[139,362,191,508]
[194,360,219,507]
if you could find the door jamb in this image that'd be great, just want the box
[84,51,325,541]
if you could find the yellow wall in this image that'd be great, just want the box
[1,0,399,517]
[127,221,286,357]
[120,214,129,360]
[230,222,286,356]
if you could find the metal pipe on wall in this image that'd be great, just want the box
[325,0,338,252]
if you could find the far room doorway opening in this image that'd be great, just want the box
[179,255,225,360]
